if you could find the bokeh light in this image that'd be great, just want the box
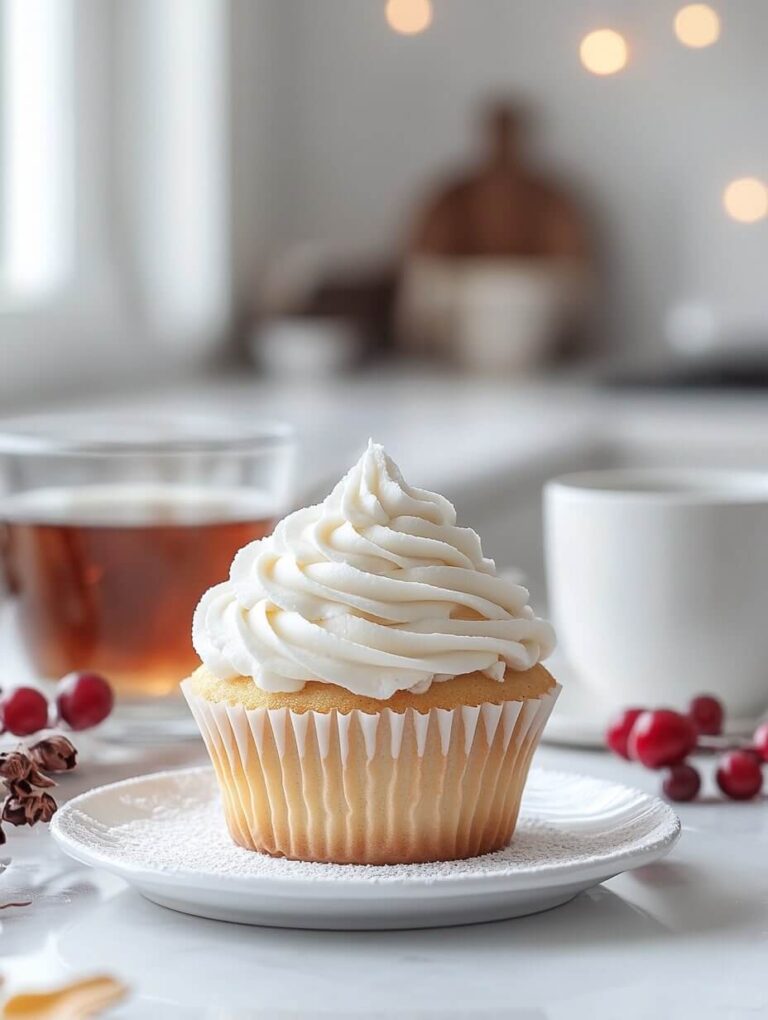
[674,5,721,48]
[579,29,629,76]
[385,0,433,36]
[723,178,768,223]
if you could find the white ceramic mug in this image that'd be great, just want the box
[544,469,768,718]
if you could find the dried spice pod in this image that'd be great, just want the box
[0,731,79,844]
[2,795,30,827]
[27,791,58,824]
[2,790,57,827]
[29,735,78,773]
[22,766,56,790]
[0,751,33,783]
[5,778,34,800]
[26,765,57,789]
[0,750,55,789]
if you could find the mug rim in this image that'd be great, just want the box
[545,467,768,505]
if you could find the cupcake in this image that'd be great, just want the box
[183,441,558,865]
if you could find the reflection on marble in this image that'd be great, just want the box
[55,883,662,1014]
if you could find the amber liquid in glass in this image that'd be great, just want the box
[0,486,274,698]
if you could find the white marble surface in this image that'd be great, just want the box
[2,735,767,1019]
[3,371,768,1017]
[40,365,768,504]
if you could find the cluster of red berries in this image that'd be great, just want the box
[0,672,114,737]
[606,694,768,802]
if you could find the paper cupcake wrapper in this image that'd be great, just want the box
[182,680,560,865]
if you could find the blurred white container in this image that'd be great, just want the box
[398,257,588,373]
[252,317,362,378]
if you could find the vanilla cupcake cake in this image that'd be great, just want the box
[183,441,559,865]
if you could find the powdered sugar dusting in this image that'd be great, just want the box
[54,767,680,886]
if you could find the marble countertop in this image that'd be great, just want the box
[2,735,767,1019]
[48,365,768,502]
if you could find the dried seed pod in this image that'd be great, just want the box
[26,766,56,789]
[28,735,78,773]
[6,778,34,800]
[2,790,57,826]
[2,795,29,827]
[26,791,58,824]
[0,751,32,783]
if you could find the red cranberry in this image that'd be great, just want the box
[0,689,49,738]
[627,709,697,769]
[752,722,768,763]
[688,694,724,736]
[605,707,644,759]
[56,672,114,731]
[716,750,764,801]
[662,763,701,802]
[0,687,50,736]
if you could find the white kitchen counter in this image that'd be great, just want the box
[47,364,768,505]
[2,736,767,1019]
[3,369,768,1017]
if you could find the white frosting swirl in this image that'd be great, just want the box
[193,441,555,700]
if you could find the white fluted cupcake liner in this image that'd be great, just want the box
[182,679,560,865]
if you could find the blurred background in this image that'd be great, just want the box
[2,0,768,593]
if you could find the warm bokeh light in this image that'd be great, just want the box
[385,0,433,36]
[674,4,721,48]
[579,29,629,76]
[723,178,768,223]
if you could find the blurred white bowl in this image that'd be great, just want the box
[252,317,361,378]
[398,257,588,373]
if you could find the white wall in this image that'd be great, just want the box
[0,0,234,405]
[240,0,768,354]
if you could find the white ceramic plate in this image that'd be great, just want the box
[542,652,760,749]
[51,766,680,930]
